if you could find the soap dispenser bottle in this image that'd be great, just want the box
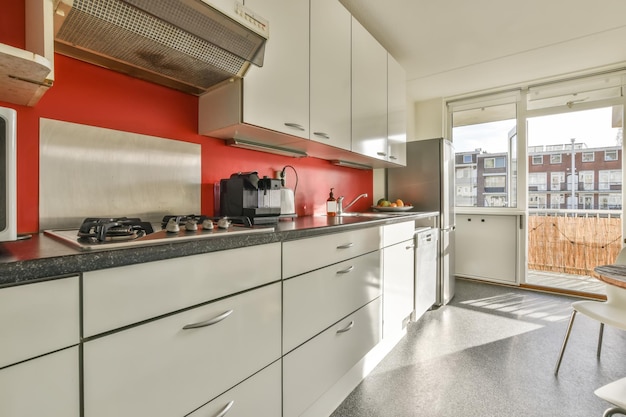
[326,188,337,217]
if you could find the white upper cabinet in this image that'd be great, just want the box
[0,0,54,106]
[387,53,407,165]
[242,0,310,139]
[351,17,388,161]
[309,0,351,150]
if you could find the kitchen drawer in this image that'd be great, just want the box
[83,242,281,337]
[283,297,381,417]
[83,282,282,417]
[382,220,415,247]
[283,226,381,278]
[187,361,281,417]
[0,276,79,368]
[0,346,79,417]
[283,250,381,353]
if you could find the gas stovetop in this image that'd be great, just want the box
[45,215,274,251]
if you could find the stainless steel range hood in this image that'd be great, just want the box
[53,0,269,95]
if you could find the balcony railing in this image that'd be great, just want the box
[528,209,622,279]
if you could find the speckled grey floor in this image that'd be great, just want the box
[330,279,626,417]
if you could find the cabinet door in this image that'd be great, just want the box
[283,226,382,278]
[187,361,281,417]
[83,283,282,417]
[351,17,388,160]
[0,347,79,417]
[243,0,309,138]
[383,239,415,338]
[0,276,79,368]
[83,243,281,337]
[283,298,381,417]
[283,250,381,353]
[309,0,351,150]
[455,214,518,283]
[387,53,407,165]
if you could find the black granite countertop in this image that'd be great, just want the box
[0,212,438,288]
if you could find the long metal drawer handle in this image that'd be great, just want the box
[336,242,354,249]
[313,132,330,139]
[336,321,354,334]
[284,122,305,131]
[389,155,398,160]
[377,151,387,157]
[337,265,354,274]
[182,309,233,330]
[213,400,234,417]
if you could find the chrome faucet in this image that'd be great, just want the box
[337,193,368,214]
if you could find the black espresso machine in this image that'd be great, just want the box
[220,172,282,224]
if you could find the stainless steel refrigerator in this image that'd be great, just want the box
[387,138,456,305]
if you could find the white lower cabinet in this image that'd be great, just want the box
[187,361,282,417]
[382,221,415,339]
[0,346,79,417]
[83,243,281,337]
[282,227,381,278]
[283,298,381,417]
[382,239,415,338]
[0,276,79,368]
[283,250,381,353]
[455,214,518,283]
[83,282,282,417]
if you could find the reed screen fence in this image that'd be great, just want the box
[528,210,622,278]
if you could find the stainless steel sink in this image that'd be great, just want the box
[322,212,411,218]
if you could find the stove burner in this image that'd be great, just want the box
[161,215,253,229]
[77,217,155,243]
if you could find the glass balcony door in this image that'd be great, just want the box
[526,106,623,296]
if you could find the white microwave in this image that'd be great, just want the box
[0,107,16,242]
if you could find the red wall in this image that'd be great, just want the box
[3,1,373,233]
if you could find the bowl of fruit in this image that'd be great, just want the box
[372,198,413,212]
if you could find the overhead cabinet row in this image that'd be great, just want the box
[199,0,407,167]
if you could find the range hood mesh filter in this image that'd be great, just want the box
[55,0,263,90]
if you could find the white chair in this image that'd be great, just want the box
[595,377,626,416]
[554,249,626,375]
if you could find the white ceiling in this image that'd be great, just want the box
[339,0,626,103]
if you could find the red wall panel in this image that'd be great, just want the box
[2,3,372,233]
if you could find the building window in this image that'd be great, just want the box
[484,175,506,189]
[599,194,622,210]
[579,194,594,209]
[529,194,547,209]
[484,157,506,169]
[582,152,595,162]
[485,195,507,207]
[550,154,562,164]
[531,155,543,165]
[605,150,618,161]
[550,193,564,209]
[462,154,473,163]
[528,172,547,191]
[599,170,622,190]
[551,172,564,191]
[578,171,594,191]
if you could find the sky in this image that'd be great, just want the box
[453,106,622,153]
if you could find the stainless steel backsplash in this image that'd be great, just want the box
[39,118,201,230]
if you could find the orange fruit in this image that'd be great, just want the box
[390,202,397,207]
[395,199,404,207]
